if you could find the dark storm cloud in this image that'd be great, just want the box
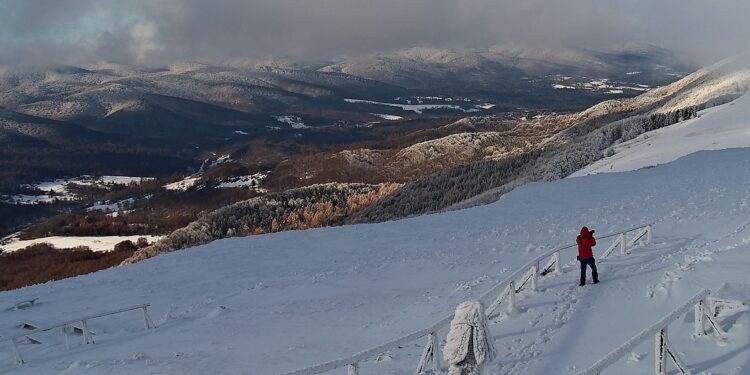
[0,0,748,66]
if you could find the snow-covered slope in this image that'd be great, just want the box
[3,143,750,374]
[572,93,750,177]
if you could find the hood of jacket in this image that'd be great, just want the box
[580,226,590,236]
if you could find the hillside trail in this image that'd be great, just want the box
[483,221,750,375]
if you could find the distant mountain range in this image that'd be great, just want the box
[322,44,688,91]
[0,45,691,183]
[125,60,750,263]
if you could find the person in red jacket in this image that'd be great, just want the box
[576,226,599,286]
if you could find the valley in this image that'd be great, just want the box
[0,45,717,290]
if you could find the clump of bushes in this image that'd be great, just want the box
[0,239,149,291]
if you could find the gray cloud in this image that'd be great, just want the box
[0,0,748,66]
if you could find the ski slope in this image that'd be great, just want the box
[572,93,750,177]
[3,103,750,374]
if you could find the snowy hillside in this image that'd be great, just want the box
[3,144,750,373]
[572,93,750,177]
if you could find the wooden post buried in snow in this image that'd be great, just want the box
[142,306,156,330]
[553,251,562,275]
[10,338,24,365]
[530,263,539,292]
[430,332,442,373]
[81,320,94,344]
[507,282,517,314]
[655,327,667,375]
[416,332,441,374]
[654,327,692,375]
[694,300,705,337]
[346,362,359,375]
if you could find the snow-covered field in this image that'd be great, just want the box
[3,96,750,375]
[86,198,136,213]
[2,176,152,205]
[0,235,162,253]
[275,115,310,129]
[345,98,478,114]
[370,113,404,121]
[217,173,268,190]
[572,93,750,177]
[2,146,750,374]
[163,176,201,191]
[552,77,651,94]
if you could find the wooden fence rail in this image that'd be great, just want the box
[2,303,156,366]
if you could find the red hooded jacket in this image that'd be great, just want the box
[577,226,596,259]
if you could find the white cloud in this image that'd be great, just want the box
[129,23,161,63]
[0,0,748,65]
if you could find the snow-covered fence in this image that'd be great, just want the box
[281,223,653,375]
[576,289,729,375]
[485,223,653,318]
[2,303,156,366]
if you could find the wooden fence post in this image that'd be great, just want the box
[416,332,441,374]
[347,362,359,375]
[508,281,517,313]
[430,332,441,373]
[655,328,667,375]
[694,300,705,337]
[81,320,94,344]
[531,263,539,292]
[10,338,24,365]
[142,306,156,330]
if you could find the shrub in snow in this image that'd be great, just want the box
[114,240,137,252]
[443,301,495,375]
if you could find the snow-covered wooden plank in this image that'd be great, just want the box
[13,298,38,310]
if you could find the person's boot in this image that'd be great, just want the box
[593,278,599,284]
[580,279,586,286]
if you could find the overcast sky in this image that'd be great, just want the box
[0,0,748,66]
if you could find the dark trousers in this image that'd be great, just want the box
[579,257,598,284]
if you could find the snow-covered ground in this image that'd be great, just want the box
[3,94,750,375]
[86,198,136,213]
[2,145,750,374]
[572,93,750,177]
[2,176,152,205]
[163,176,202,191]
[275,115,310,129]
[0,235,162,253]
[551,77,650,93]
[370,113,404,121]
[345,98,476,114]
[217,173,268,190]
